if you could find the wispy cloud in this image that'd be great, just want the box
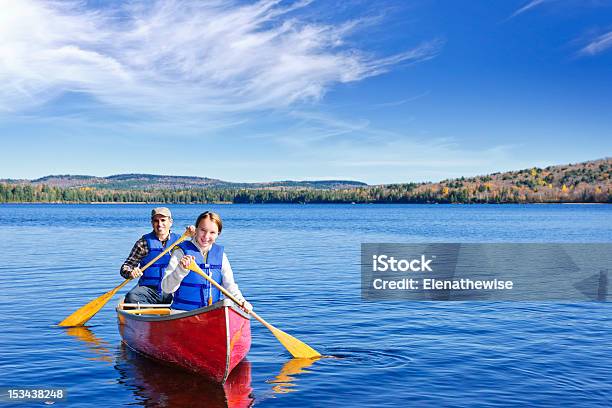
[325,140,523,183]
[0,0,441,125]
[369,91,430,109]
[228,108,524,182]
[508,0,550,19]
[506,1,612,58]
[578,30,612,56]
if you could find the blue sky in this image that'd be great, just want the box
[1,0,611,184]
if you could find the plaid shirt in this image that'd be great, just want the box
[120,232,173,279]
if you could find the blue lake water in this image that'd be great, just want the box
[0,204,611,407]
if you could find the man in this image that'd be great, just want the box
[121,207,185,304]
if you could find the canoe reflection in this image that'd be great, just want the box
[64,326,318,406]
[116,345,254,408]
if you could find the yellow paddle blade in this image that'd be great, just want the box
[58,280,129,327]
[269,326,321,359]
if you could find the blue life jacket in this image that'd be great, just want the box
[138,231,180,293]
[171,241,224,311]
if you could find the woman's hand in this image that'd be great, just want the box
[180,255,195,270]
[241,300,253,313]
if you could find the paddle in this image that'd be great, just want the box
[58,229,192,327]
[187,261,321,359]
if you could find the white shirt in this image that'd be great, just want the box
[161,240,245,304]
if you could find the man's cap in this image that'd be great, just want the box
[151,207,172,218]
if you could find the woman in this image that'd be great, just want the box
[161,211,252,312]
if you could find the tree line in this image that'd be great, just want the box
[0,182,609,204]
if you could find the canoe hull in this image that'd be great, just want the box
[117,299,251,383]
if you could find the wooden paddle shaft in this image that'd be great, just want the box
[189,262,269,327]
[189,260,321,358]
[115,230,189,286]
[138,231,190,274]
[114,279,131,292]
[57,229,192,327]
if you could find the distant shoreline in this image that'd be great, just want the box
[0,201,608,205]
[2,158,609,204]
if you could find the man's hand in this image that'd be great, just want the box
[130,266,143,279]
[186,225,196,236]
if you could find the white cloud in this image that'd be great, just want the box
[508,0,550,19]
[0,0,441,120]
[578,30,612,56]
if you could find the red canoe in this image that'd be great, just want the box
[116,298,251,383]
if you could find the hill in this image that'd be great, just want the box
[418,157,611,203]
[4,174,367,190]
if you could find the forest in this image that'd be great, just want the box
[1,159,609,204]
